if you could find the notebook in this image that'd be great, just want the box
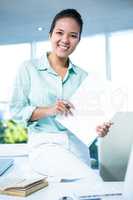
[0,176,48,197]
[0,159,14,175]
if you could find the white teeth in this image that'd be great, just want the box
[58,44,69,50]
[60,46,68,50]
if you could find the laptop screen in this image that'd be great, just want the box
[99,112,133,181]
[123,145,133,200]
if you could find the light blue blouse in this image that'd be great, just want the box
[10,53,88,133]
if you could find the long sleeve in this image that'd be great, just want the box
[10,61,36,127]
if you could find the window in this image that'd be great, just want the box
[109,30,133,111]
[36,41,51,58]
[0,43,30,102]
[70,34,106,79]
[110,30,133,84]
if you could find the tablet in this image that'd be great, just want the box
[0,158,14,175]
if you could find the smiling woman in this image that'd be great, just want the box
[9,9,111,166]
[49,17,80,61]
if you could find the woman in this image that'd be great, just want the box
[10,9,112,165]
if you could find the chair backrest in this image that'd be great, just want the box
[98,112,133,181]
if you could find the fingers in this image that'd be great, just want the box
[63,100,75,110]
[96,126,108,137]
[96,121,113,137]
[103,121,114,128]
[55,100,74,116]
[55,101,67,115]
[64,101,75,116]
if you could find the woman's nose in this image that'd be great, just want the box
[62,34,69,43]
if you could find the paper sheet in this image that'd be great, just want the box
[56,75,128,146]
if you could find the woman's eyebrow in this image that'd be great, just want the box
[70,32,79,35]
[55,28,79,35]
[55,28,64,31]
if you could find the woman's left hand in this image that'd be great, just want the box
[96,122,113,137]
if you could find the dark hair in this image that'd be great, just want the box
[49,9,83,39]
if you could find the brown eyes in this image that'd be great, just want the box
[71,35,78,38]
[55,31,78,39]
[56,31,63,35]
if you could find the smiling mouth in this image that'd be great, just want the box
[58,44,69,51]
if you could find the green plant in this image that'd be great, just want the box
[0,119,28,144]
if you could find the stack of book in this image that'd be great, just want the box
[0,176,48,197]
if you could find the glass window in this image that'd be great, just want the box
[70,34,106,79]
[0,43,30,102]
[109,30,133,111]
[110,30,133,84]
[36,40,51,58]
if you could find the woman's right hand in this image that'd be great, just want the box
[48,99,74,116]
[30,100,74,121]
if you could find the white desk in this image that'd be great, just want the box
[0,132,124,200]
[0,154,124,200]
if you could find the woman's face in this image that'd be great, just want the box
[49,17,80,59]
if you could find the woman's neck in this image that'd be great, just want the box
[48,52,68,69]
[48,52,69,78]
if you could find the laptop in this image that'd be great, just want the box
[78,145,133,200]
[0,158,14,175]
[123,145,133,200]
[98,112,133,181]
[60,145,133,200]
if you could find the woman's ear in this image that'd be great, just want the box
[48,33,51,39]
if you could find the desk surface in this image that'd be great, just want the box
[0,155,124,200]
